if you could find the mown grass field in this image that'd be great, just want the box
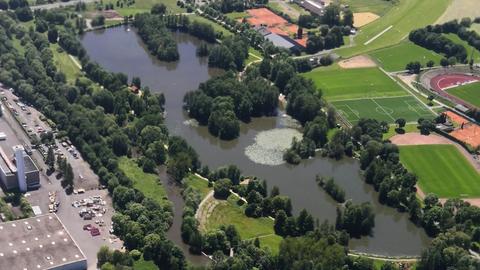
[133,256,159,270]
[51,44,82,83]
[471,24,480,35]
[303,67,406,101]
[333,95,434,124]
[102,0,184,16]
[205,195,282,254]
[370,42,443,71]
[339,0,395,16]
[336,0,451,57]
[186,175,282,254]
[443,33,480,62]
[225,11,248,20]
[446,81,480,108]
[400,144,480,198]
[118,157,169,206]
[436,0,480,23]
[189,15,233,38]
[383,123,419,139]
[183,174,211,198]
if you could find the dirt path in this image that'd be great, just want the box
[195,190,217,232]
[338,55,377,69]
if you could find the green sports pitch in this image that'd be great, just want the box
[332,95,434,124]
[303,67,407,101]
[400,144,480,198]
[369,42,443,72]
[446,81,480,109]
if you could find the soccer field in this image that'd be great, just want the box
[400,144,480,198]
[446,81,480,108]
[370,42,443,72]
[303,67,406,101]
[332,95,434,124]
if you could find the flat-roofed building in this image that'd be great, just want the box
[0,214,87,270]
[0,145,40,191]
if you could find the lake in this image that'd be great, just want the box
[81,26,430,260]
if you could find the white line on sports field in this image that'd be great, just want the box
[370,98,396,122]
[364,25,393,45]
[331,95,411,102]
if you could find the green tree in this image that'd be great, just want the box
[213,178,232,199]
[274,210,287,236]
[46,147,55,171]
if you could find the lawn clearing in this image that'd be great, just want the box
[370,42,443,71]
[225,11,248,20]
[443,33,480,63]
[183,174,211,198]
[340,0,395,16]
[383,123,419,140]
[336,0,451,57]
[471,24,480,35]
[204,194,282,254]
[118,157,169,206]
[51,44,82,83]
[133,255,159,270]
[436,0,480,23]
[446,81,480,108]
[189,15,233,38]
[102,0,184,16]
[303,67,407,101]
[400,144,480,198]
[332,96,434,124]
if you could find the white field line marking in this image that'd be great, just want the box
[371,98,396,122]
[364,25,393,45]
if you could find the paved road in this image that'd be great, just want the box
[30,0,96,10]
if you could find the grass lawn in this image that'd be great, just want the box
[370,42,443,71]
[303,67,407,101]
[225,11,248,20]
[205,195,282,254]
[133,256,159,270]
[333,95,434,124]
[339,0,395,16]
[183,174,211,198]
[246,47,263,65]
[336,0,451,57]
[443,33,480,63]
[101,0,184,16]
[400,144,480,198]
[383,123,419,139]
[436,0,480,23]
[189,15,233,38]
[471,24,480,35]
[118,157,169,206]
[51,44,82,83]
[446,81,480,108]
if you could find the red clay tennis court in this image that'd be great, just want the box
[430,73,480,91]
[244,8,307,47]
[445,111,480,148]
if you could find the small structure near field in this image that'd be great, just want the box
[244,8,307,48]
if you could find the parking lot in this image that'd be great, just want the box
[1,86,100,190]
[0,84,122,270]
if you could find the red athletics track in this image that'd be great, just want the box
[430,73,480,91]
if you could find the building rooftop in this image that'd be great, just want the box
[265,33,297,49]
[24,155,38,173]
[0,214,86,270]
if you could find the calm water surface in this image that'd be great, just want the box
[81,27,430,258]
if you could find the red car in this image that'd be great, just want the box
[83,224,92,231]
[90,227,100,236]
